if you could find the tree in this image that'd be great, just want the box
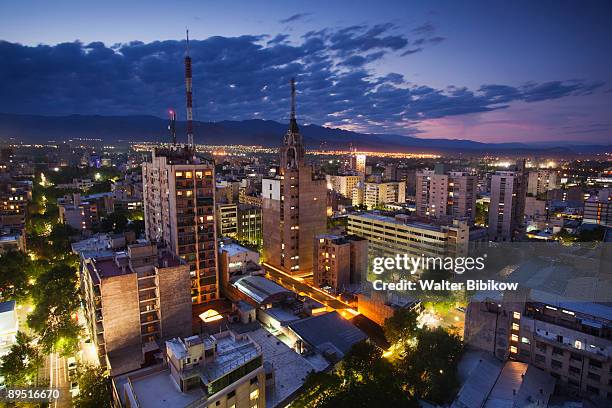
[72,364,112,408]
[291,342,418,408]
[383,308,419,347]
[27,262,81,356]
[397,327,463,404]
[0,332,43,386]
[0,251,32,301]
[98,211,128,233]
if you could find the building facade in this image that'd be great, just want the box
[363,181,406,209]
[313,234,368,291]
[488,164,527,242]
[142,146,219,304]
[527,169,559,197]
[80,243,192,375]
[262,80,327,275]
[415,170,477,221]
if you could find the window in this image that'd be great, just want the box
[586,385,599,395]
[521,337,530,344]
[587,372,600,381]
[589,360,602,369]
[227,390,236,399]
[513,311,521,319]
[510,346,518,354]
[551,359,563,369]
[552,347,563,356]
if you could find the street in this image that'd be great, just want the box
[48,352,72,408]
[262,262,359,319]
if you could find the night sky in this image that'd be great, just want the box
[1,0,611,144]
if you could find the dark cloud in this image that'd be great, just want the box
[0,24,605,135]
[279,13,311,24]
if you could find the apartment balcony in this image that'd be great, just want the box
[138,289,158,303]
[533,331,610,361]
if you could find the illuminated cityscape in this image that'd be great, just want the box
[0,1,611,408]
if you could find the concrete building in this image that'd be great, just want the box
[347,213,479,261]
[527,169,558,197]
[350,153,367,175]
[313,234,368,291]
[0,183,28,229]
[357,289,421,326]
[583,190,611,227]
[464,288,612,401]
[237,205,262,247]
[142,146,219,304]
[363,181,406,209]
[115,330,265,408]
[80,242,192,375]
[58,194,99,231]
[325,174,363,200]
[262,80,327,276]
[415,169,477,221]
[218,243,260,281]
[0,229,26,254]
[216,203,238,238]
[488,163,527,242]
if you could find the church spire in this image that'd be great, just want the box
[289,77,299,134]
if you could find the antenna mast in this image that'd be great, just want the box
[185,29,194,148]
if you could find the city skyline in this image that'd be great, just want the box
[0,1,611,145]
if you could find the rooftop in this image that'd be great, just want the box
[287,311,367,359]
[349,212,444,233]
[233,275,293,304]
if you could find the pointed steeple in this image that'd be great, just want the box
[289,78,299,134]
[280,77,304,170]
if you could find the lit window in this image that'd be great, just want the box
[574,340,582,349]
[206,215,214,221]
[511,334,519,342]
[510,346,518,354]
[512,323,519,331]
[521,337,530,344]
[176,171,183,177]
[513,312,521,319]
[185,171,193,178]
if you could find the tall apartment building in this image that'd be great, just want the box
[313,234,368,291]
[262,80,327,275]
[415,169,477,221]
[80,243,192,375]
[347,213,478,261]
[350,153,367,175]
[237,204,262,247]
[527,169,559,196]
[464,289,612,400]
[385,165,417,196]
[363,181,406,209]
[325,174,363,199]
[142,146,219,304]
[116,330,265,408]
[216,203,238,238]
[488,162,527,242]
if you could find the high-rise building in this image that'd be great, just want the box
[142,146,219,304]
[415,169,477,221]
[237,204,262,247]
[325,174,363,199]
[350,153,366,175]
[313,234,368,291]
[216,203,238,238]
[488,162,527,241]
[363,181,406,209]
[262,79,327,275]
[527,169,558,197]
[80,243,192,375]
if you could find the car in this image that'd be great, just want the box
[67,357,77,371]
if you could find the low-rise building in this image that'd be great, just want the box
[114,330,265,408]
[0,300,18,356]
[80,242,192,375]
[313,234,367,292]
[347,213,481,261]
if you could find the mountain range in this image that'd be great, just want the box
[0,113,608,155]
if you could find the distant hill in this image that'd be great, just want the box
[0,113,608,154]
